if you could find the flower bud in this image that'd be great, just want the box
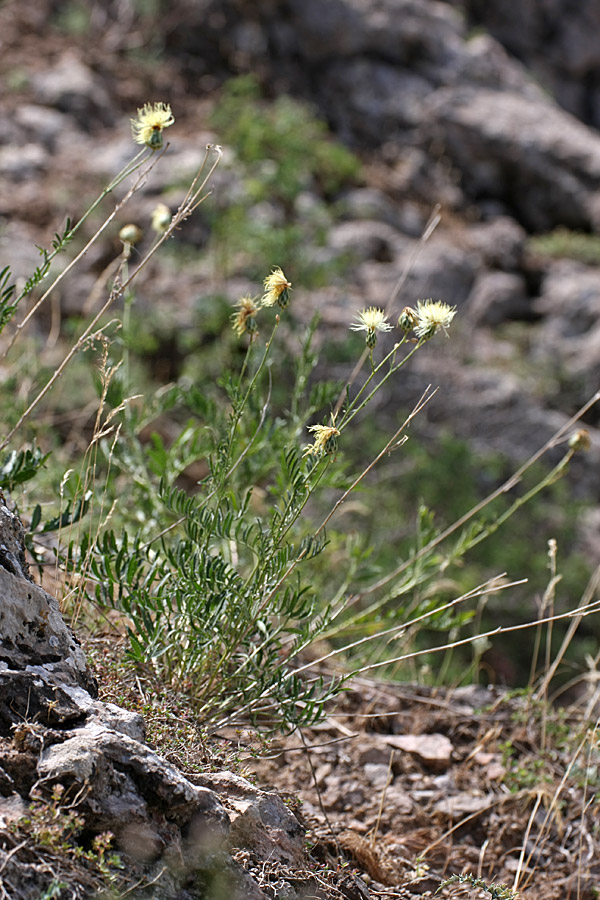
[398,306,417,332]
[119,224,143,245]
[569,429,591,452]
[151,203,172,234]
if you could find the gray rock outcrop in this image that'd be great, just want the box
[0,500,305,899]
[452,0,600,130]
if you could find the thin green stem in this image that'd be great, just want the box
[338,338,422,432]
[359,390,600,597]
[1,145,222,450]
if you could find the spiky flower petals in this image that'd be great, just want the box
[131,102,174,150]
[413,299,456,340]
[232,295,260,337]
[151,202,172,234]
[350,307,393,348]
[261,267,292,308]
[303,424,340,457]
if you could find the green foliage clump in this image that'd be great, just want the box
[0,96,595,737]
[208,75,362,282]
[211,75,360,202]
[528,228,600,266]
[5,784,124,897]
[437,873,518,900]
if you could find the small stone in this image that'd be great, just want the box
[382,733,454,770]
[0,144,46,180]
[193,771,305,867]
[466,271,530,326]
[434,791,493,818]
[364,763,391,788]
[0,793,27,827]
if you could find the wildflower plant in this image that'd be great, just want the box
[1,94,598,740]
[304,423,340,457]
[232,295,260,337]
[151,202,172,234]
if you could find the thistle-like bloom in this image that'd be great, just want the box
[151,202,172,234]
[350,307,393,348]
[131,102,174,150]
[261,267,292,308]
[232,295,259,337]
[303,424,340,457]
[413,300,457,340]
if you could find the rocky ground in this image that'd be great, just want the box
[2,509,599,900]
[2,2,600,898]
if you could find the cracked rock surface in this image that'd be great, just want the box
[0,499,304,899]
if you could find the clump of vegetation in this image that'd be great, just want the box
[438,873,518,899]
[1,63,600,900]
[207,74,362,282]
[1,785,126,899]
[528,228,600,265]
[0,86,597,743]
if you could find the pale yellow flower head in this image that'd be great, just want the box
[261,267,292,308]
[303,424,340,457]
[232,295,259,337]
[131,102,174,150]
[413,300,456,340]
[350,307,392,347]
[151,202,172,234]
[118,223,143,245]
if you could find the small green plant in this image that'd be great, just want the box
[39,882,68,900]
[79,286,461,731]
[207,74,362,281]
[211,75,361,202]
[4,785,125,897]
[437,873,518,899]
[499,740,553,793]
[528,228,600,265]
[19,785,120,871]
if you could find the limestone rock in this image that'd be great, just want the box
[464,216,527,271]
[399,237,478,308]
[37,723,230,836]
[466,271,531,326]
[328,220,408,264]
[0,144,46,181]
[434,790,494,818]
[423,88,600,231]
[0,504,32,582]
[30,52,112,127]
[0,573,91,684]
[456,0,600,129]
[14,104,69,149]
[0,503,94,695]
[337,187,426,237]
[382,733,454,770]
[193,771,305,867]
